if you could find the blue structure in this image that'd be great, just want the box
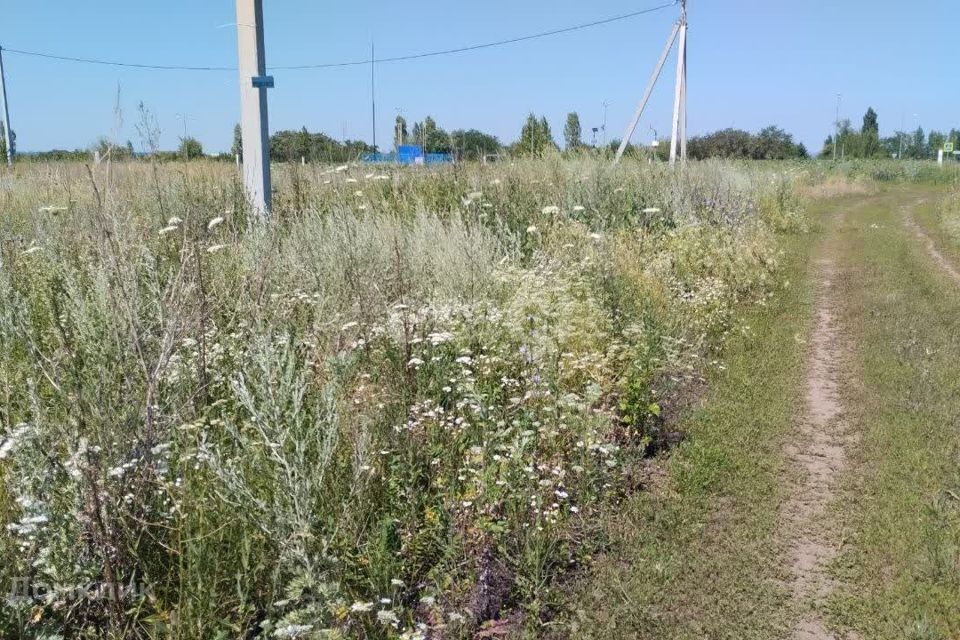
[362,144,453,165]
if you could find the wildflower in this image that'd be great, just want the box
[159,225,179,236]
[420,595,436,605]
[490,178,501,186]
[407,357,424,368]
[377,610,399,626]
[22,246,42,256]
[207,244,227,254]
[376,174,390,180]
[0,424,31,459]
[207,216,225,230]
[335,165,349,172]
[351,601,374,613]
[390,578,405,587]
[365,172,375,179]
[273,624,314,638]
[354,190,364,197]
[167,216,184,226]
[346,177,358,183]
[590,232,603,241]
[541,205,560,215]
[570,506,580,513]
[572,205,586,212]
[526,225,538,234]
[643,207,662,214]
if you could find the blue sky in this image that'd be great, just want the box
[3,0,958,153]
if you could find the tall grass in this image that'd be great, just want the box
[0,158,801,639]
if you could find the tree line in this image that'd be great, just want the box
[12,105,957,164]
[821,106,959,160]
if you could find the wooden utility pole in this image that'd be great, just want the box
[614,0,688,165]
[235,0,273,218]
[0,46,14,166]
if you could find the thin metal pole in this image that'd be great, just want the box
[0,46,14,166]
[371,42,377,152]
[235,0,273,218]
[614,21,680,164]
[833,93,841,161]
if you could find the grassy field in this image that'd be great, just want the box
[2,158,958,639]
[0,158,805,639]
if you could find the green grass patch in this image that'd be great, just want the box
[827,187,960,639]
[561,218,819,639]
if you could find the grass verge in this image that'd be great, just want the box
[827,187,960,639]
[560,210,820,639]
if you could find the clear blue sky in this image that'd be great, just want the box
[3,0,958,153]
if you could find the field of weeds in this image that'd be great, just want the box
[0,158,804,638]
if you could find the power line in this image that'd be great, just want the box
[1,2,677,72]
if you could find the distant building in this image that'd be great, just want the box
[362,144,453,165]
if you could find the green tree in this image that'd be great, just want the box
[231,123,243,160]
[450,129,500,161]
[411,116,452,153]
[860,108,880,157]
[178,136,204,160]
[394,116,408,148]
[516,113,556,157]
[0,121,16,160]
[861,107,879,136]
[563,112,582,150]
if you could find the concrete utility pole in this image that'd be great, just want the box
[668,0,688,165]
[614,22,679,163]
[614,0,687,165]
[0,46,14,166]
[235,0,273,218]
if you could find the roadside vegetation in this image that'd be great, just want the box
[0,158,805,638]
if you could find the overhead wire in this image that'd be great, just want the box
[0,2,677,72]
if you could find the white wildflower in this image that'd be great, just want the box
[350,601,374,613]
[390,578,405,587]
[642,207,662,214]
[541,205,560,215]
[207,216,225,230]
[407,357,424,368]
[572,205,586,212]
[167,216,183,226]
[273,624,314,638]
[526,225,538,234]
[206,244,227,254]
[346,177,358,183]
[336,165,349,172]
[159,225,179,236]
[377,610,399,626]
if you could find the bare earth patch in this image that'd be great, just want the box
[783,236,857,639]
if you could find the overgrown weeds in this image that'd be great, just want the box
[0,158,802,639]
